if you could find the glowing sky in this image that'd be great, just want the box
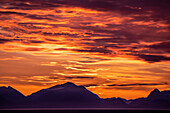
[0,0,170,99]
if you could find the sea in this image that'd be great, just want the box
[0,108,170,113]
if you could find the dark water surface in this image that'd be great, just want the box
[0,108,170,113]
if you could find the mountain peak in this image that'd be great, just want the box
[0,86,15,90]
[147,88,160,99]
[49,82,77,89]
[7,86,14,89]
[63,82,77,86]
[152,88,160,92]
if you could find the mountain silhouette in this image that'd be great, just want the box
[0,86,25,108]
[100,97,128,108]
[147,88,161,99]
[129,88,170,108]
[0,83,170,109]
[25,82,101,108]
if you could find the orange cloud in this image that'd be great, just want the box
[0,0,170,99]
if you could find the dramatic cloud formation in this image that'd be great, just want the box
[0,0,169,99]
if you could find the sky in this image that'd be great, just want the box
[0,0,170,99]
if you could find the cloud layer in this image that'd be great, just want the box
[0,0,169,99]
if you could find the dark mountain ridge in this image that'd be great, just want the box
[129,88,170,108]
[0,82,170,109]
[0,86,25,108]
[25,82,101,108]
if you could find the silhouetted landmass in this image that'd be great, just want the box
[0,82,170,109]
[129,88,170,108]
[0,86,25,108]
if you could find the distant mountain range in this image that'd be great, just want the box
[0,82,170,109]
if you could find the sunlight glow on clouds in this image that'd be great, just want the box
[0,0,169,99]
